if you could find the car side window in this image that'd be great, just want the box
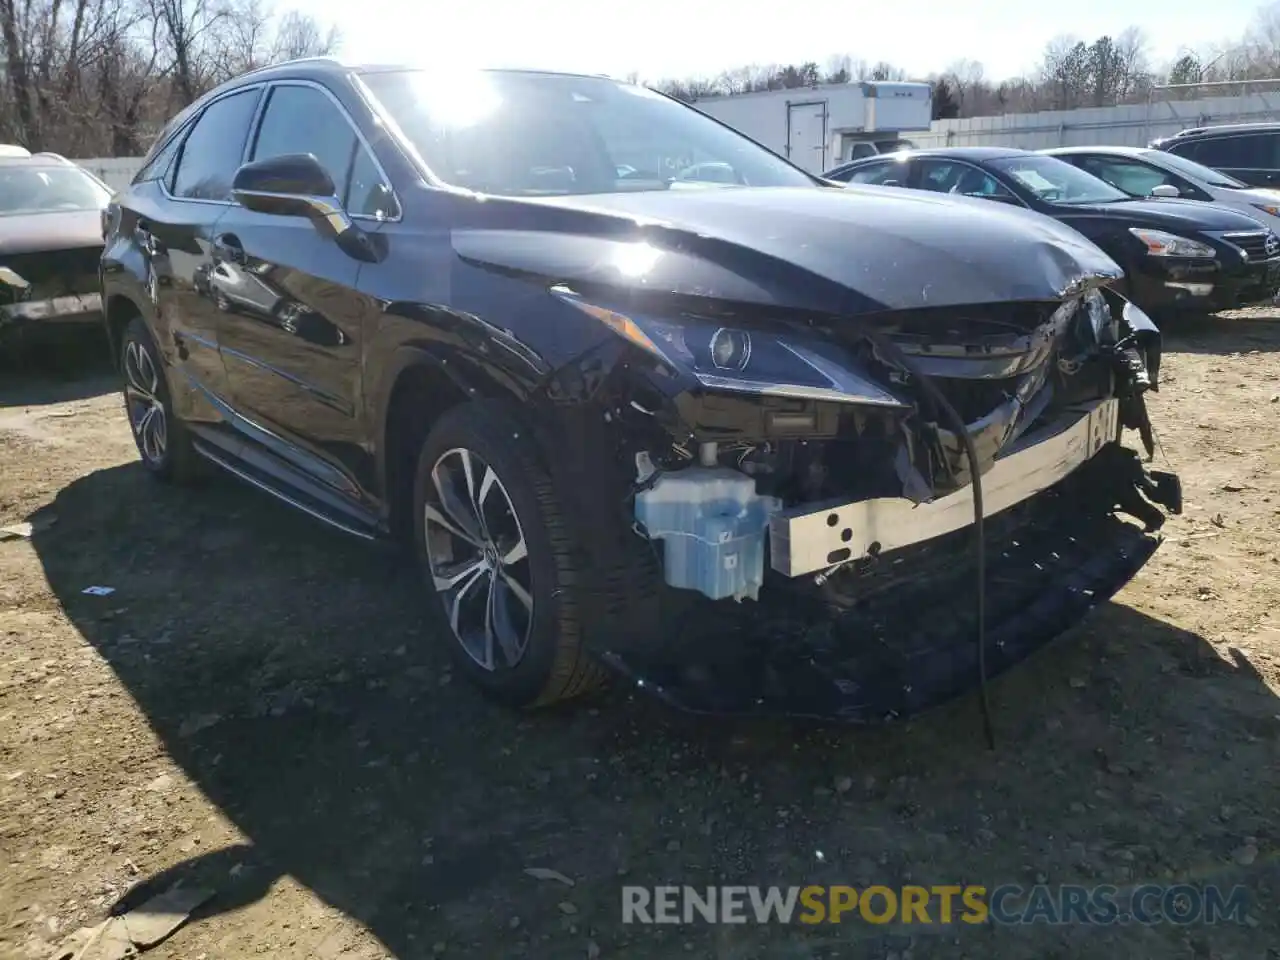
[1078,156,1183,197]
[916,159,1012,200]
[346,145,399,219]
[1183,134,1274,170]
[252,83,397,218]
[169,89,262,201]
[848,161,907,185]
[917,160,960,192]
[133,124,188,185]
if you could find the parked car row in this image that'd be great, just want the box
[823,139,1280,318]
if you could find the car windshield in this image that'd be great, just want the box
[0,164,111,216]
[360,69,816,197]
[1144,149,1249,189]
[989,155,1129,205]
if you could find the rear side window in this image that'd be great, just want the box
[170,89,262,201]
[251,83,397,218]
[1178,133,1277,170]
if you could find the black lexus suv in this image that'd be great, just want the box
[100,58,1181,724]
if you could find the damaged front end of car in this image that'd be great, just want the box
[534,270,1182,724]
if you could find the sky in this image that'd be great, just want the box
[311,0,1266,84]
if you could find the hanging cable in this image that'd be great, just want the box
[864,333,996,750]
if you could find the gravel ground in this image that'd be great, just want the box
[1,314,1278,960]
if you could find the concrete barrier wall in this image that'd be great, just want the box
[73,157,145,192]
[912,90,1280,150]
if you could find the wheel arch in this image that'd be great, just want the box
[376,343,529,540]
[104,293,146,366]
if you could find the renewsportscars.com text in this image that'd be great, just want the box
[621,884,1250,926]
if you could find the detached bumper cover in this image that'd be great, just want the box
[602,452,1169,722]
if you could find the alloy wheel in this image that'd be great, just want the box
[123,340,167,464]
[423,447,534,671]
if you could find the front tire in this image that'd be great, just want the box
[120,316,202,484]
[412,401,606,708]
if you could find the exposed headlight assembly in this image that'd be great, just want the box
[1128,228,1216,258]
[553,287,909,408]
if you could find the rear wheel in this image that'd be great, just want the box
[120,316,202,484]
[412,401,605,707]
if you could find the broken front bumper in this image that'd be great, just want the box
[603,453,1168,722]
[771,398,1120,577]
[0,292,103,328]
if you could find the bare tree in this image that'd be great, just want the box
[0,0,339,155]
[824,54,852,84]
[944,59,988,114]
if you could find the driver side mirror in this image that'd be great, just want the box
[231,153,352,238]
[1150,184,1181,198]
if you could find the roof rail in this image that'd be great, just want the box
[32,151,72,163]
[0,144,32,158]
[237,56,344,79]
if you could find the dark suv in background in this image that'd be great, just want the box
[1150,122,1280,188]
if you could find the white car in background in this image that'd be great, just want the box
[1043,145,1280,233]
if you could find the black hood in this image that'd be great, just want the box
[1055,196,1268,233]
[448,185,1123,315]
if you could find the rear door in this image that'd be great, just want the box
[786,101,828,173]
[214,79,397,494]
[130,86,263,413]
[1173,133,1280,187]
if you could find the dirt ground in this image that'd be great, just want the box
[1,314,1279,960]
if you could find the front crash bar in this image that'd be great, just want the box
[769,397,1120,577]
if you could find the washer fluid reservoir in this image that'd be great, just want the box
[635,466,781,602]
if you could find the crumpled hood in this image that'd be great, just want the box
[451,185,1124,315]
[1062,196,1270,232]
[0,209,103,256]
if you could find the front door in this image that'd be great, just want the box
[216,80,394,497]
